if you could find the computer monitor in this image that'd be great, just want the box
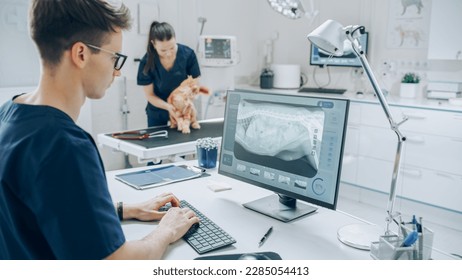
[310,32,368,67]
[218,89,349,222]
[198,35,237,67]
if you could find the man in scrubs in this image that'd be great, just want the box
[0,0,198,260]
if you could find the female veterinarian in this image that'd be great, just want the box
[137,21,201,127]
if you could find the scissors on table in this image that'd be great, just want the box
[112,129,168,140]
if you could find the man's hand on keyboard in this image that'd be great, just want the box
[157,207,200,244]
[120,192,183,221]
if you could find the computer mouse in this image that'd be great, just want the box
[238,253,271,260]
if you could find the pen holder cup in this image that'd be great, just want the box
[370,226,434,260]
[196,147,218,169]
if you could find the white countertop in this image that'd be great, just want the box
[235,84,462,113]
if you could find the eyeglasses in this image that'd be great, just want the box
[84,43,127,71]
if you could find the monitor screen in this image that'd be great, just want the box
[310,32,369,67]
[218,89,350,222]
[198,35,237,67]
[204,38,231,59]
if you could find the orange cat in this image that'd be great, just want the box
[167,76,209,134]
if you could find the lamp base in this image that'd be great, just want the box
[337,223,383,250]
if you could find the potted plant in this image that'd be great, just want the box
[195,137,219,169]
[400,72,420,98]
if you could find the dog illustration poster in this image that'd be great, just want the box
[386,0,432,49]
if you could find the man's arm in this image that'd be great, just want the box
[106,206,199,259]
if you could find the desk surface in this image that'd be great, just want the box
[107,162,376,260]
[98,119,223,162]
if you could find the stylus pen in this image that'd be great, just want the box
[193,166,207,173]
[258,226,273,247]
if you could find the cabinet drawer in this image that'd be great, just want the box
[359,103,404,128]
[401,168,462,212]
[404,133,462,175]
[358,103,462,138]
[341,126,360,183]
[356,157,403,194]
[344,125,360,155]
[358,126,398,161]
[400,108,462,138]
[348,103,361,125]
[341,154,358,184]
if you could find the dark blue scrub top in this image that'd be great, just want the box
[137,44,201,126]
[0,96,125,259]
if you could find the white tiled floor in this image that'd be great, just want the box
[336,183,462,260]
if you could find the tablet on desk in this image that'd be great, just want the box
[115,165,203,190]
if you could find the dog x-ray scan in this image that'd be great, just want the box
[234,100,324,172]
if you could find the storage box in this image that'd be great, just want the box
[427,82,462,92]
[370,226,434,260]
[427,90,461,100]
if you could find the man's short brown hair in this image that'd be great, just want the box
[29,0,131,66]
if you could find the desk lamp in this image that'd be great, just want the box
[307,19,408,250]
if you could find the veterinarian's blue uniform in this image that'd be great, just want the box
[137,44,201,127]
[0,96,125,259]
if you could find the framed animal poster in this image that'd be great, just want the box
[386,0,432,49]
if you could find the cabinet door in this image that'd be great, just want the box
[404,133,462,175]
[356,156,403,194]
[428,0,462,60]
[400,108,462,138]
[358,126,399,162]
[402,167,462,212]
[341,125,360,184]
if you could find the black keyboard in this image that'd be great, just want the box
[179,200,236,254]
[298,87,346,94]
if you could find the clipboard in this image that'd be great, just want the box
[115,165,205,190]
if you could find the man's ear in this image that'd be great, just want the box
[70,42,88,69]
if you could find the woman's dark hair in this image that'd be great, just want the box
[143,21,176,75]
[29,0,132,67]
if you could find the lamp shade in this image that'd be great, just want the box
[307,19,345,56]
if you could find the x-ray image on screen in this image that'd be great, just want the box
[234,100,324,178]
[219,90,349,218]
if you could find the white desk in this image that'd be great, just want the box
[107,162,377,260]
[98,119,223,163]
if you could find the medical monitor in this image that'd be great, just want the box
[310,32,369,67]
[218,89,349,222]
[198,35,237,67]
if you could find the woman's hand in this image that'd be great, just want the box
[122,192,181,221]
[167,103,179,122]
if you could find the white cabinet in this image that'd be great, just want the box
[341,101,462,212]
[427,0,462,60]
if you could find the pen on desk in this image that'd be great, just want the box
[399,216,407,238]
[258,226,273,247]
[193,166,206,173]
[412,215,418,260]
[418,217,424,260]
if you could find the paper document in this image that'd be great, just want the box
[115,165,203,190]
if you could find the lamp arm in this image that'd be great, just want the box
[349,34,408,232]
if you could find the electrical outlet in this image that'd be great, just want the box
[380,59,397,77]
